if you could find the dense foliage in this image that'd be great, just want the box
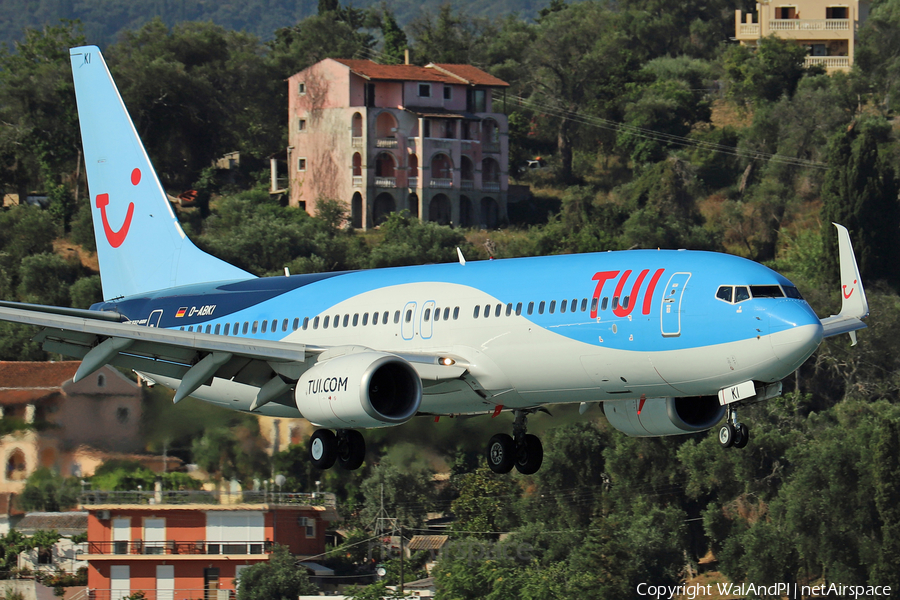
[3,0,900,596]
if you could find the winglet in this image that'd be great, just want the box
[820,223,869,345]
[457,247,466,266]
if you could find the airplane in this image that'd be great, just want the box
[0,46,869,475]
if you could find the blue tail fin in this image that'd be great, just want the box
[69,46,253,300]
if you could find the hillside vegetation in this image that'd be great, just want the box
[3,0,900,596]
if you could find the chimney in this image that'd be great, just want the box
[405,49,410,65]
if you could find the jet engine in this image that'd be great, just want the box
[602,396,725,437]
[296,352,422,428]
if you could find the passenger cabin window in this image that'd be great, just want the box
[750,285,785,298]
[506,303,512,317]
[424,309,431,321]
[373,312,380,325]
[549,301,556,314]
[313,316,320,329]
[301,317,308,330]
[527,302,534,315]
[405,310,412,323]
[353,314,359,326]
[394,311,401,324]
[538,301,545,315]
[495,304,501,317]
[323,316,330,329]
[363,313,369,326]
[515,302,522,316]
[223,324,230,335]
[261,321,268,333]
[581,298,588,312]
[453,307,460,320]
[474,305,481,318]
[560,300,567,313]
[601,298,608,311]
[342,314,349,327]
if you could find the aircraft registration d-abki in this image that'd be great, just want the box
[0,46,869,475]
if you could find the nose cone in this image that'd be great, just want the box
[769,300,824,368]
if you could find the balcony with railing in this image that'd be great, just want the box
[460,180,474,190]
[375,177,397,188]
[376,138,398,148]
[483,182,501,193]
[353,176,363,187]
[408,177,418,189]
[804,55,851,70]
[352,136,364,148]
[739,23,760,36]
[429,178,453,189]
[770,19,849,31]
[482,142,501,154]
[79,490,336,507]
[81,540,275,557]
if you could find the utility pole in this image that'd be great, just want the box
[399,525,404,596]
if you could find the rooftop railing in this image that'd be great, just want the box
[79,490,336,507]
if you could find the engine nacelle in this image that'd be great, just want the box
[296,352,422,429]
[603,396,725,437]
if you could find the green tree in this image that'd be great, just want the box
[0,21,86,202]
[724,36,813,106]
[872,418,900,584]
[855,0,900,112]
[526,2,637,182]
[16,253,80,306]
[408,4,494,65]
[19,468,80,512]
[367,211,471,268]
[191,423,270,485]
[236,545,318,600]
[380,8,408,65]
[450,466,520,534]
[360,451,435,530]
[820,116,900,288]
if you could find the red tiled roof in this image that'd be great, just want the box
[0,362,79,390]
[428,64,509,87]
[330,59,507,87]
[331,59,456,83]
[17,511,88,535]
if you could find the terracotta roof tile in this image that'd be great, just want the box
[330,59,507,87]
[0,362,79,390]
[408,535,449,551]
[428,64,509,87]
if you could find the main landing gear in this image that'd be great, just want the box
[718,405,749,449]
[486,410,544,475]
[309,429,366,470]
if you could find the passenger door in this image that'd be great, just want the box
[660,272,691,337]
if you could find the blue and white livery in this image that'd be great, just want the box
[0,46,868,474]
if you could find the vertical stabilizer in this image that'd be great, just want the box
[820,223,869,345]
[69,46,253,300]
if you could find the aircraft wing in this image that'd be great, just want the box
[0,303,468,406]
[820,223,869,345]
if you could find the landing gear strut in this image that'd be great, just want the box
[718,405,749,449]
[486,410,544,474]
[309,429,366,470]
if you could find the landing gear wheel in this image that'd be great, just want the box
[309,429,337,470]
[734,423,749,449]
[718,423,735,448]
[487,433,515,474]
[515,434,543,475]
[337,430,366,470]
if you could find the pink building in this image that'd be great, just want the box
[278,58,510,229]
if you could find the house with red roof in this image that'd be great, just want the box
[278,57,510,229]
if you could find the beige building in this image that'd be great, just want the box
[735,0,871,72]
[0,362,144,493]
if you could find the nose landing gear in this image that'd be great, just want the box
[718,405,749,449]
[486,409,544,474]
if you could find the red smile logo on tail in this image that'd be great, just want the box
[96,168,139,248]
[843,279,857,299]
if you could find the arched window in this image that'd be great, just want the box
[409,154,418,177]
[6,449,26,481]
[375,153,396,177]
[482,119,499,144]
[461,156,474,182]
[429,194,451,225]
[431,154,452,180]
[352,153,362,177]
[482,158,500,183]
[376,112,398,139]
[352,112,363,138]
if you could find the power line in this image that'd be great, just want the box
[501,93,828,170]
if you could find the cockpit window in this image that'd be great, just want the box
[716,286,733,303]
[750,285,785,298]
[734,286,750,302]
[783,286,803,299]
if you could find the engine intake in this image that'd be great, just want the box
[296,352,422,428]
[603,396,725,437]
